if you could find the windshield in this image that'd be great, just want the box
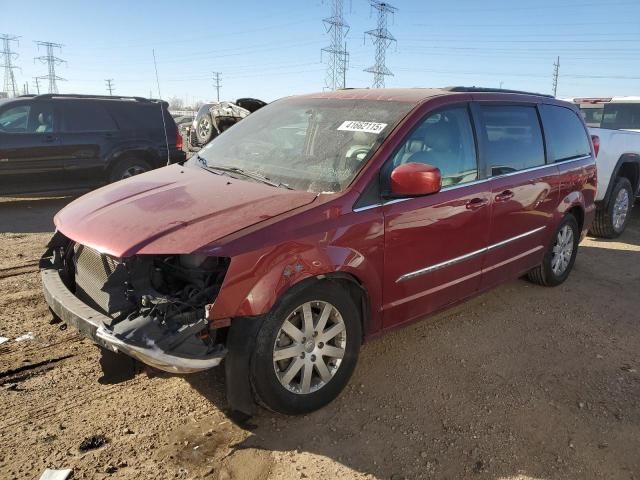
[192,98,414,193]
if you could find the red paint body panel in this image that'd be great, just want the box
[382,182,491,327]
[51,88,597,343]
[481,166,560,288]
[54,164,317,257]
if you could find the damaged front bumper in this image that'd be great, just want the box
[40,261,226,375]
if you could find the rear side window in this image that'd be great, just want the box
[601,103,640,130]
[540,105,591,162]
[108,103,165,131]
[479,105,545,176]
[64,102,117,132]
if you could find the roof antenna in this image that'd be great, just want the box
[152,49,171,166]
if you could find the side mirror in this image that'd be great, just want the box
[390,162,442,197]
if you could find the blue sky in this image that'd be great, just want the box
[3,0,640,104]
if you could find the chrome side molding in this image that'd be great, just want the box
[397,226,546,283]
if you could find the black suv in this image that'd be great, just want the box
[0,94,185,195]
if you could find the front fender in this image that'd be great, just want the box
[210,241,384,335]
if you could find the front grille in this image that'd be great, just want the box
[73,244,131,316]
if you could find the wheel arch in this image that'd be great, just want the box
[603,154,640,205]
[267,272,371,345]
[105,147,159,178]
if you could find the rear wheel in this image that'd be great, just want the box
[109,157,152,183]
[590,177,633,238]
[527,214,579,287]
[195,115,215,145]
[250,283,361,415]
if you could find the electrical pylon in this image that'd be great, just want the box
[322,0,349,90]
[364,1,397,89]
[34,41,66,94]
[1,34,20,97]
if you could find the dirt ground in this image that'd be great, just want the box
[0,195,638,480]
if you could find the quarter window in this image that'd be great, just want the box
[479,105,545,176]
[390,107,478,187]
[64,102,117,132]
[540,105,591,162]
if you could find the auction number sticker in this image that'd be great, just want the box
[337,121,387,134]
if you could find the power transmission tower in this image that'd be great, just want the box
[212,72,221,101]
[1,34,20,97]
[321,0,349,90]
[33,77,41,94]
[34,41,66,94]
[105,78,115,95]
[364,1,397,89]
[552,56,560,97]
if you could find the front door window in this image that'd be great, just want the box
[390,107,478,188]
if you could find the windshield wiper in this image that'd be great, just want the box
[201,163,294,190]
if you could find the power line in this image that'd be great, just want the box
[212,72,221,101]
[552,56,560,97]
[34,41,66,94]
[105,78,115,95]
[364,1,397,88]
[322,0,349,90]
[1,34,20,97]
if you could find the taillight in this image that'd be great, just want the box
[176,129,183,150]
[591,135,600,157]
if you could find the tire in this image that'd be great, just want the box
[108,157,152,183]
[250,282,361,415]
[195,114,214,145]
[527,214,579,287]
[189,128,199,148]
[590,177,633,238]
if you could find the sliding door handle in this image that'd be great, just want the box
[495,190,514,202]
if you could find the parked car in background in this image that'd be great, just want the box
[567,97,640,237]
[41,87,596,416]
[0,94,185,196]
[190,97,266,148]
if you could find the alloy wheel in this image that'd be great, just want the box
[198,117,211,140]
[551,225,574,276]
[612,187,630,232]
[273,300,347,395]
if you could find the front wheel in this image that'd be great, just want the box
[527,214,579,287]
[250,283,361,415]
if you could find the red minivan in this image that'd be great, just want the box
[41,87,597,415]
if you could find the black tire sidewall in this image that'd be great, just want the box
[543,215,580,286]
[250,282,361,415]
[608,177,633,235]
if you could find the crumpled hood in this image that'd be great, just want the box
[55,164,317,257]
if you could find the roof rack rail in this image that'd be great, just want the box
[444,86,554,98]
[32,93,155,102]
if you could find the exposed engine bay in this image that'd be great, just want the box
[43,232,229,364]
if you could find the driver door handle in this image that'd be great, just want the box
[465,197,489,211]
[43,134,57,143]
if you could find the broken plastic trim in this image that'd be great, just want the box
[96,326,223,374]
[40,236,227,374]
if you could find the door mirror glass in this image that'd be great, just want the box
[390,162,441,197]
